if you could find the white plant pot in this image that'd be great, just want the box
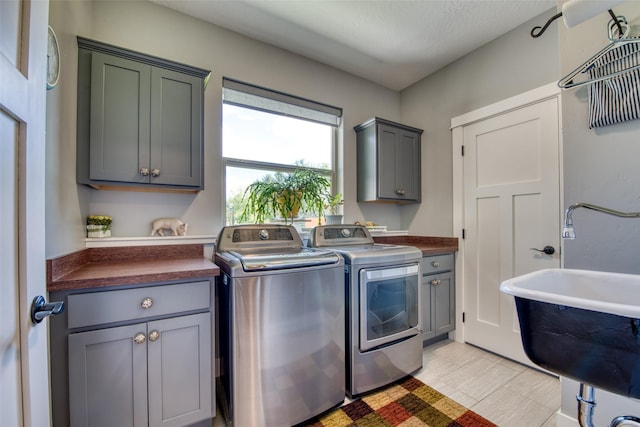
[325,214,343,225]
[87,224,111,238]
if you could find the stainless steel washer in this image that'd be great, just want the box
[308,225,423,397]
[215,225,345,427]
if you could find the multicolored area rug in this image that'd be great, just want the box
[301,376,496,427]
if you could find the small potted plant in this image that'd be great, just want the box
[86,215,112,238]
[324,192,344,224]
[241,168,330,225]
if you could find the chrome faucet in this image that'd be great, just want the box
[562,202,640,239]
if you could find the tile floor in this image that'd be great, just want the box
[415,339,560,427]
[212,339,561,426]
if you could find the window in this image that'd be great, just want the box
[222,78,342,225]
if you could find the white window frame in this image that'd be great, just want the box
[221,78,342,225]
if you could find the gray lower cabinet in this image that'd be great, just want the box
[355,117,423,203]
[422,253,455,342]
[77,37,210,192]
[51,280,214,427]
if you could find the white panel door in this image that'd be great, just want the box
[462,96,560,365]
[0,0,51,425]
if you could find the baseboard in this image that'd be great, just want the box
[557,411,578,427]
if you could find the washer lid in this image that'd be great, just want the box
[329,244,422,265]
[216,224,341,271]
[229,248,341,271]
[308,225,421,264]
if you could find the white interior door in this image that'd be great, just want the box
[0,1,51,425]
[452,87,561,365]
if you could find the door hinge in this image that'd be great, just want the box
[462,229,465,239]
[461,145,465,156]
[462,312,465,323]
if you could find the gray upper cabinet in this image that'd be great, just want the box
[355,117,423,202]
[77,37,210,192]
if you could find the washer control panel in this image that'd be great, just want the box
[217,225,302,253]
[308,225,373,247]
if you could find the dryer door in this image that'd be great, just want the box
[359,263,421,351]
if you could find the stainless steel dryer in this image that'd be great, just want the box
[215,225,345,427]
[308,225,423,397]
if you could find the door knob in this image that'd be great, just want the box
[30,295,64,324]
[530,246,555,255]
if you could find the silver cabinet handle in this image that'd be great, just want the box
[140,297,153,309]
[430,279,441,286]
[148,330,160,342]
[395,189,406,195]
[134,333,146,344]
[151,168,160,177]
[30,295,64,324]
[139,167,150,176]
[432,261,440,268]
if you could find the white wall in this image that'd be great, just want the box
[45,0,402,258]
[400,8,560,236]
[558,0,640,423]
[46,0,94,258]
[560,1,640,275]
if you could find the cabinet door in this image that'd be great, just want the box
[69,324,149,427]
[422,271,455,342]
[432,271,455,336]
[421,275,435,341]
[377,124,421,201]
[394,128,421,201]
[89,52,151,184]
[147,313,212,427]
[149,68,203,188]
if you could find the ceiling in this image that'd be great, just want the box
[152,0,556,91]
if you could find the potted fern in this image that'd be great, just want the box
[241,168,330,225]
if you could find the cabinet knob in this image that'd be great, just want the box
[395,189,406,195]
[148,330,160,342]
[432,261,440,268]
[430,279,441,286]
[151,168,160,177]
[139,167,150,176]
[140,297,153,309]
[134,333,146,344]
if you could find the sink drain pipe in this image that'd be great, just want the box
[578,384,597,427]
[577,384,640,427]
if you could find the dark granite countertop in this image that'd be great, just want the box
[46,236,454,292]
[373,236,458,256]
[47,244,219,292]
